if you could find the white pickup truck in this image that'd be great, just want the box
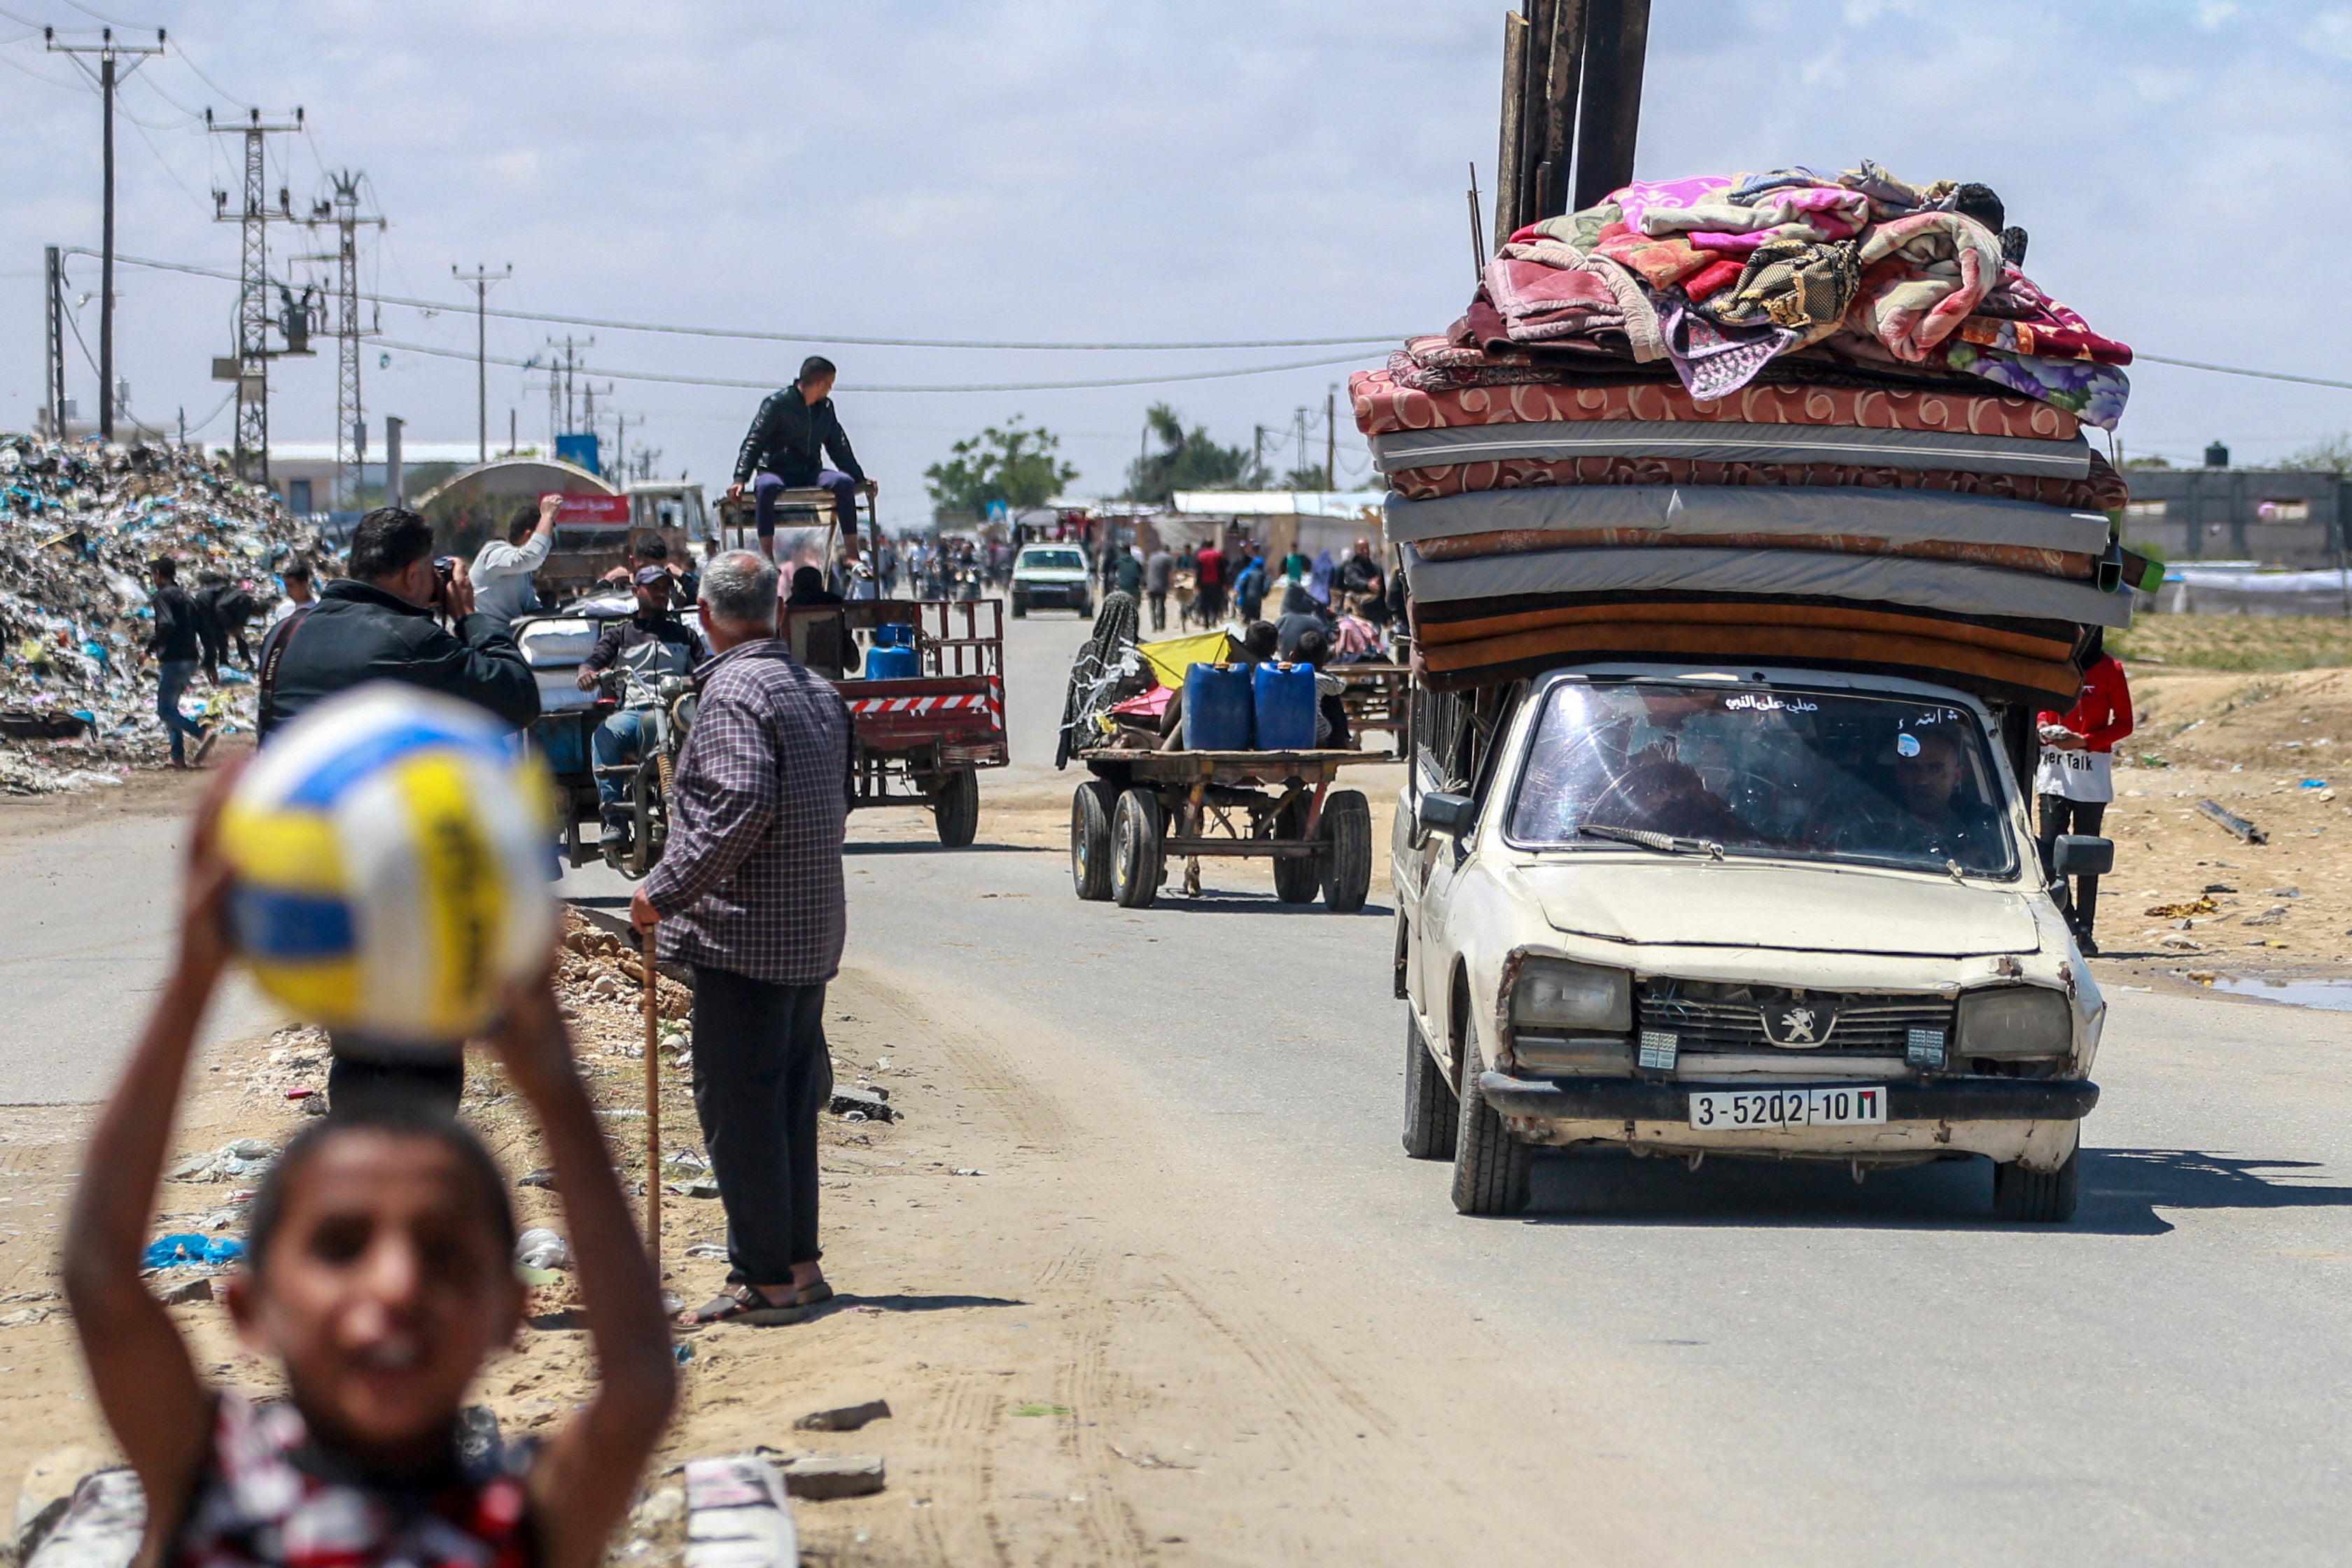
[1394,664,2108,1222]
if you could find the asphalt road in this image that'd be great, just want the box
[550,604,2352,1560]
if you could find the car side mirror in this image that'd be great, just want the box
[2050,834,2114,878]
[1421,790,1476,838]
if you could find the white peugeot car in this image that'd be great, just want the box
[1010,544,1093,619]
[1394,664,2108,1222]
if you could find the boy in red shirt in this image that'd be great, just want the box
[2034,632,2134,955]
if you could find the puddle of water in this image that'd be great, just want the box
[2183,972,2352,1012]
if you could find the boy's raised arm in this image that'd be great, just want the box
[62,774,237,1538]
[489,983,676,1568]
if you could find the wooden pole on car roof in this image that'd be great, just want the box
[1536,0,1587,221]
[1572,0,1650,213]
[1495,12,1530,239]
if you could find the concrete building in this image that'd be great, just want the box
[2119,461,2351,569]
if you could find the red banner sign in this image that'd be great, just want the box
[548,492,629,526]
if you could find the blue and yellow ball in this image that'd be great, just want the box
[219,683,557,1046]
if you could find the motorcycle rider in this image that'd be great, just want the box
[725,356,877,561]
[575,566,710,850]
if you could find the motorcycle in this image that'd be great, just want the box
[594,665,698,879]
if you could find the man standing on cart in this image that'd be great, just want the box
[726,356,878,562]
[576,568,710,852]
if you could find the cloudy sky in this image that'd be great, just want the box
[3,0,2348,524]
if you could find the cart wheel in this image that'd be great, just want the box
[1270,795,1320,904]
[1111,788,1161,909]
[1402,1009,1457,1161]
[1320,789,1372,913]
[1070,780,1116,901]
[933,766,979,848]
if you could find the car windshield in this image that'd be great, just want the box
[1504,680,2017,876]
[1023,550,1084,570]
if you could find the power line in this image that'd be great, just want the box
[373,334,1374,393]
[2134,354,2352,393]
[83,251,1396,351]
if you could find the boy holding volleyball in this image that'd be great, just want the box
[64,771,676,1568]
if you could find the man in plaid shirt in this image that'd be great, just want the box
[632,550,853,1326]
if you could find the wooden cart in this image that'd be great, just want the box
[1066,747,1385,911]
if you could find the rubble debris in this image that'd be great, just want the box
[167,1139,276,1184]
[828,1087,895,1124]
[2196,799,2267,844]
[684,1454,797,1568]
[2242,906,2291,927]
[777,1454,885,1502]
[2145,897,2218,918]
[792,1399,890,1434]
[0,435,321,776]
[19,1467,141,1568]
[516,1168,556,1190]
[155,1278,213,1307]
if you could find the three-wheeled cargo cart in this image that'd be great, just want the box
[786,597,1009,846]
[1068,748,1383,911]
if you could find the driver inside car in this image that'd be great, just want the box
[1873,722,2003,867]
[575,566,710,849]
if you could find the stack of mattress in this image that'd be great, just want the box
[1354,162,2140,704]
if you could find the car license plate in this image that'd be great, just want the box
[1687,1085,1888,1130]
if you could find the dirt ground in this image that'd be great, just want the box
[0,646,2342,1563]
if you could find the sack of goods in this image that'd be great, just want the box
[1356,160,2156,704]
[218,684,557,1049]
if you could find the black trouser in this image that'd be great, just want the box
[326,1042,464,1117]
[1147,591,1167,631]
[2037,794,2107,936]
[691,966,832,1283]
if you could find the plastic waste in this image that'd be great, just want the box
[514,1226,572,1271]
[144,1233,245,1268]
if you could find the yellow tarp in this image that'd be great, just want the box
[1135,630,1237,690]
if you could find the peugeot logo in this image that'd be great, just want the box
[1760,1002,1836,1047]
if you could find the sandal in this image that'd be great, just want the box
[678,1284,807,1328]
[791,1280,835,1308]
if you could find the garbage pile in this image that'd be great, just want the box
[0,434,321,781]
[1356,160,2144,704]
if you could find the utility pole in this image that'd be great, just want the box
[46,27,165,442]
[385,415,405,507]
[452,264,510,464]
[43,248,66,438]
[542,335,592,447]
[299,172,384,507]
[1325,386,1337,491]
[208,105,304,484]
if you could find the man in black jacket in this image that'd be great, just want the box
[146,557,214,766]
[258,505,540,741]
[255,506,539,1119]
[575,567,709,849]
[725,356,876,559]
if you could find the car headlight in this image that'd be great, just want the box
[1511,958,1631,1032]
[1956,986,2073,1060]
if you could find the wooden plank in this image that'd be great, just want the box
[1572,0,1649,211]
[1519,0,1556,218]
[1495,12,1530,240]
[1538,0,1586,219]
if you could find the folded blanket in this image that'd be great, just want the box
[1482,254,1624,335]
[1942,342,2130,431]
[1382,484,2115,555]
[1955,267,2132,365]
[1384,454,2127,512]
[1588,223,1721,289]
[1699,234,1863,346]
[1846,211,2003,361]
[1406,527,2094,580]
[1639,186,1872,244]
[1350,366,2082,440]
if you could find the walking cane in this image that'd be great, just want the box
[641,925,662,1273]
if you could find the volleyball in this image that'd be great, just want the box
[218,683,556,1046]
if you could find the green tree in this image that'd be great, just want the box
[1121,403,1251,505]
[924,416,1079,513]
[2283,433,2352,475]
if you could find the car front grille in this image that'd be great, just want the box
[1637,980,1953,1056]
